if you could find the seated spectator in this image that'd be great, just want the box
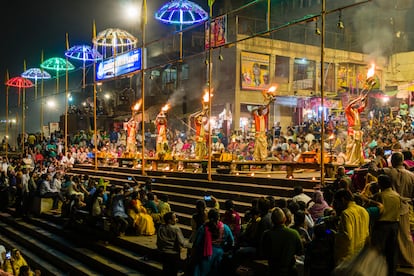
[290,210,311,248]
[292,186,311,205]
[110,188,129,236]
[189,200,208,243]
[38,173,63,209]
[3,249,30,276]
[0,245,5,267]
[192,208,234,276]
[127,191,155,236]
[304,222,335,276]
[308,190,330,222]
[157,212,190,275]
[260,207,303,276]
[221,199,241,242]
[89,186,106,222]
[145,192,159,214]
[157,194,172,224]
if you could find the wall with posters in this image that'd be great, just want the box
[240,51,270,90]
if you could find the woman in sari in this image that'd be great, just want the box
[127,191,156,236]
[192,208,234,276]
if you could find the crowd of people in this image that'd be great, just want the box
[0,246,40,276]
[0,99,414,275]
[4,145,413,275]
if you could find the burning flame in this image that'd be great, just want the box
[161,103,171,112]
[367,64,375,79]
[268,85,277,93]
[132,99,142,111]
[202,87,214,103]
[203,91,210,103]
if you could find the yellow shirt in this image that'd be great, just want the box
[335,201,370,265]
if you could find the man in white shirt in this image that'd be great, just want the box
[212,138,225,153]
[60,153,75,168]
[292,185,312,205]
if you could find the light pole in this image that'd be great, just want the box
[140,0,147,176]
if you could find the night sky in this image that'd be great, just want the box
[0,0,210,134]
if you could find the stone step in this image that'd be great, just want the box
[0,212,151,275]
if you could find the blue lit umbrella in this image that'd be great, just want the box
[65,45,102,88]
[156,0,208,60]
[155,0,208,25]
[21,68,51,99]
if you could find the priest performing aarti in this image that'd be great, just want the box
[126,100,142,154]
[156,104,170,158]
[345,64,376,165]
[251,86,277,161]
[194,92,211,160]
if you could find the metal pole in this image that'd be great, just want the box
[65,60,69,155]
[320,0,326,185]
[141,2,147,176]
[93,68,98,171]
[93,21,98,171]
[5,87,8,159]
[207,3,213,181]
[22,88,25,152]
[41,51,45,141]
[267,0,271,31]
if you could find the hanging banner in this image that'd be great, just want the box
[96,48,142,81]
[240,51,270,90]
[205,14,227,49]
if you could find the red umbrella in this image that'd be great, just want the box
[5,76,34,106]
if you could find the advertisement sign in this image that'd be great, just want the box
[205,14,227,49]
[49,122,59,134]
[241,51,270,90]
[96,48,142,81]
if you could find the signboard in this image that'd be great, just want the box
[96,48,142,81]
[205,14,227,49]
[42,125,50,138]
[49,122,59,134]
[241,51,270,90]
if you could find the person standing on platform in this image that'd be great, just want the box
[344,93,368,165]
[252,104,270,161]
[155,111,168,158]
[126,117,137,154]
[194,111,208,160]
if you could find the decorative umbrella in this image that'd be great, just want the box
[40,57,75,94]
[21,68,51,99]
[65,45,102,88]
[156,0,208,60]
[5,76,34,106]
[92,28,137,58]
[155,0,208,25]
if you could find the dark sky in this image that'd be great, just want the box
[0,0,212,129]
